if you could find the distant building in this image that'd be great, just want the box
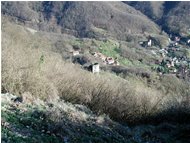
[175,36,180,42]
[171,61,175,67]
[147,39,152,47]
[92,52,98,57]
[72,51,80,56]
[92,63,100,74]
[97,53,107,61]
[167,63,171,68]
[114,58,120,65]
[139,41,144,45]
[92,52,107,62]
[139,36,153,47]
[106,57,115,65]
[159,49,168,54]
[115,61,120,65]
[161,53,165,58]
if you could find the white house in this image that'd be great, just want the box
[175,42,178,46]
[92,63,100,74]
[72,51,80,56]
[147,39,152,47]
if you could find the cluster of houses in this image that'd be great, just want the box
[70,48,120,66]
[70,34,190,75]
[159,48,168,58]
[158,39,181,58]
[154,36,190,76]
[138,35,190,49]
[92,52,120,66]
[70,48,120,74]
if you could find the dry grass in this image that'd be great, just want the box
[2,20,190,124]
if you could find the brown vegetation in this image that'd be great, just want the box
[2,20,190,125]
[1,1,161,40]
[126,1,190,36]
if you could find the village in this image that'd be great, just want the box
[153,35,190,79]
[69,34,190,78]
[138,34,190,79]
[69,41,121,74]
[137,34,190,79]
[70,50,120,74]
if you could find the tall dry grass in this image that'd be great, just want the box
[2,20,190,124]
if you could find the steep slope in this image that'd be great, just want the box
[2,93,190,143]
[50,2,161,39]
[1,1,161,40]
[1,93,131,143]
[2,3,190,142]
[163,2,190,36]
[125,1,165,21]
[126,1,190,37]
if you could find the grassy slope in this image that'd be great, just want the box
[2,93,190,143]
[2,17,190,143]
[1,93,130,143]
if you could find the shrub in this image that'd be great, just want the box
[2,20,190,125]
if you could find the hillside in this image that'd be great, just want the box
[126,1,190,37]
[2,93,190,143]
[125,1,165,21]
[2,1,161,40]
[163,2,190,36]
[1,1,190,143]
